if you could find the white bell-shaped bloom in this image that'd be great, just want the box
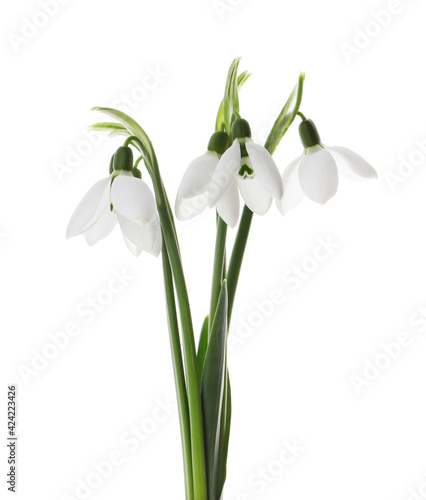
[175,150,220,220]
[207,119,283,227]
[175,131,230,221]
[277,119,377,214]
[67,171,161,257]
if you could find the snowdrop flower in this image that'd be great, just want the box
[66,146,161,257]
[276,118,377,214]
[175,131,230,220]
[208,119,283,227]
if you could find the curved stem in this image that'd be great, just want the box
[124,135,139,146]
[161,244,194,500]
[209,215,228,336]
[296,111,307,121]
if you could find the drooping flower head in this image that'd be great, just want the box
[207,118,284,227]
[67,145,161,257]
[175,131,230,220]
[277,118,377,214]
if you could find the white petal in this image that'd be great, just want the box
[175,151,219,220]
[111,174,157,226]
[298,146,338,204]
[245,140,284,199]
[118,215,161,256]
[83,210,117,246]
[208,140,241,207]
[327,146,377,180]
[175,193,209,220]
[117,215,148,247]
[276,155,304,215]
[237,175,272,215]
[123,235,143,257]
[149,222,162,257]
[66,176,111,238]
[177,151,219,199]
[216,181,240,228]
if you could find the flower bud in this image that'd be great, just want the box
[299,119,321,148]
[113,146,133,172]
[231,118,251,141]
[207,131,230,155]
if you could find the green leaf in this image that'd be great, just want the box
[216,369,231,500]
[90,122,127,132]
[92,107,154,164]
[264,72,305,155]
[216,59,251,134]
[201,281,228,500]
[108,130,130,139]
[197,315,209,383]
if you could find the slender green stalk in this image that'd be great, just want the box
[209,215,228,336]
[226,205,253,324]
[150,152,208,500]
[161,244,194,500]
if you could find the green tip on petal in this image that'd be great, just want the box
[207,131,230,156]
[113,146,133,172]
[231,118,251,141]
[299,119,321,148]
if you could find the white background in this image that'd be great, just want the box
[2,0,426,499]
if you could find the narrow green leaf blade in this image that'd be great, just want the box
[90,122,127,132]
[201,281,228,500]
[197,315,209,383]
[215,69,251,132]
[91,107,154,163]
[264,72,305,154]
[216,369,231,500]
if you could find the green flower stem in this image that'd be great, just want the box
[91,108,207,498]
[209,215,228,335]
[150,152,208,500]
[161,243,194,500]
[226,205,253,325]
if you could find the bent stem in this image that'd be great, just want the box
[162,244,194,500]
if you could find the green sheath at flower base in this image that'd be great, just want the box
[113,145,133,172]
[231,118,251,141]
[299,119,321,148]
[207,131,230,156]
